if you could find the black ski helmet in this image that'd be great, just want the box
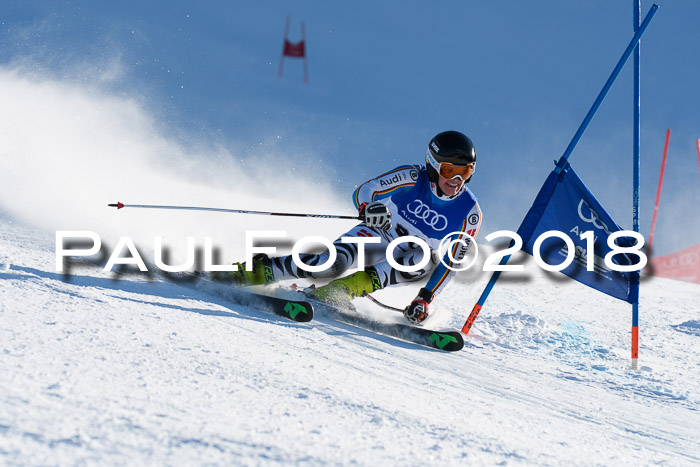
[426,130,477,184]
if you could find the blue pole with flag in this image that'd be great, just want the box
[461,4,659,336]
[631,0,642,370]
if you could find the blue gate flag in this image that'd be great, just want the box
[517,163,640,304]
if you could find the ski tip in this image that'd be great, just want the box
[108,202,125,209]
[282,300,314,322]
[296,307,315,322]
[427,330,465,352]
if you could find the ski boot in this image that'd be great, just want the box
[310,268,382,304]
[209,253,275,286]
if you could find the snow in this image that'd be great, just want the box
[1,211,698,465]
[0,27,698,464]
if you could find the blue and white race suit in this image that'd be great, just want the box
[270,165,482,298]
[351,164,481,297]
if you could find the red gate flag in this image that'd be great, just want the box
[647,243,700,285]
[283,39,305,58]
[278,16,308,83]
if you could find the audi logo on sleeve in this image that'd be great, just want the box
[406,200,449,231]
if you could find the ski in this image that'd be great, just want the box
[216,289,314,323]
[161,272,314,323]
[160,272,461,349]
[290,283,464,351]
[307,297,464,352]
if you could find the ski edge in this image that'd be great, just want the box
[160,272,314,323]
[308,298,464,352]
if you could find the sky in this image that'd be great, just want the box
[2,4,699,463]
[1,0,699,257]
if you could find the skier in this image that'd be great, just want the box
[220,130,482,324]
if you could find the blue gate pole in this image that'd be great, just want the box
[462,4,660,335]
[632,0,642,370]
[555,3,658,172]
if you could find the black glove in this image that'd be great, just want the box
[403,288,435,324]
[358,201,392,230]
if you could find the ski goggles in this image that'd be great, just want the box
[426,150,476,180]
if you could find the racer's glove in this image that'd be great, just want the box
[358,201,392,230]
[403,287,435,324]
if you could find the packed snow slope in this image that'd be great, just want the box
[1,210,699,465]
[0,60,698,465]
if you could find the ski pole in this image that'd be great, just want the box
[366,294,404,312]
[108,201,361,220]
